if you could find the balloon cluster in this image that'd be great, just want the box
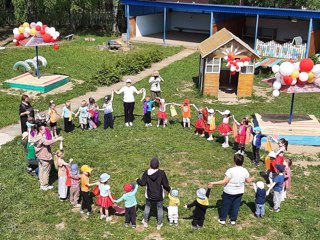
[224,53,251,75]
[271,58,320,97]
[13,22,60,50]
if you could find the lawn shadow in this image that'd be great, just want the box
[259,171,270,184]
[136,204,168,222]
[192,76,200,89]
[243,200,256,214]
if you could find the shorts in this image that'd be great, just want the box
[50,122,57,128]
[183,118,190,123]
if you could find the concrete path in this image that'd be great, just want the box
[0,48,196,147]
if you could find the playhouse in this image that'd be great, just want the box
[198,28,260,97]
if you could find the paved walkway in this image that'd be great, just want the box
[0,48,196,147]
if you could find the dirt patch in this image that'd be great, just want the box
[135,224,145,232]
[304,171,311,176]
[261,142,320,157]
[179,82,194,93]
[55,222,65,230]
[144,232,165,240]
[103,231,113,238]
[295,161,320,167]
[253,85,273,102]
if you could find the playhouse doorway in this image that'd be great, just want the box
[219,69,239,95]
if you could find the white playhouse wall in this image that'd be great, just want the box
[136,13,164,37]
[167,12,210,32]
[246,17,309,41]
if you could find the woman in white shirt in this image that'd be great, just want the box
[115,79,144,127]
[149,70,164,100]
[208,154,254,225]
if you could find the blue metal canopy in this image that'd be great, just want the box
[122,0,320,19]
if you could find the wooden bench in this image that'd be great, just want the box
[63,34,74,41]
[174,27,210,34]
[242,27,277,40]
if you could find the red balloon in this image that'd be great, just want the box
[299,58,314,72]
[35,25,41,31]
[53,44,59,50]
[18,33,24,40]
[296,78,306,85]
[231,71,236,75]
[40,30,45,35]
[15,41,20,46]
[283,75,293,85]
[42,25,47,30]
[42,33,52,43]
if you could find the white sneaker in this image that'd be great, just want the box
[46,185,53,190]
[235,150,241,154]
[229,220,236,225]
[142,219,148,228]
[152,107,155,110]
[163,124,166,128]
[157,124,160,128]
[149,123,152,126]
[195,133,199,136]
[222,144,229,148]
[40,186,48,191]
[125,122,129,127]
[157,223,163,230]
[74,204,81,208]
[218,219,226,225]
[106,216,112,221]
[207,137,213,141]
[129,122,133,126]
[200,134,205,137]
[100,215,106,220]
[145,124,148,127]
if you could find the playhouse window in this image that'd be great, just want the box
[240,60,254,74]
[206,57,220,73]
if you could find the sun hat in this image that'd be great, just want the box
[126,79,132,83]
[150,157,160,169]
[70,164,79,175]
[183,99,189,104]
[196,188,206,200]
[153,70,159,76]
[222,110,230,115]
[80,165,93,173]
[208,109,215,114]
[124,183,133,193]
[22,132,28,140]
[171,189,179,198]
[100,173,110,183]
[268,151,276,159]
[253,126,262,132]
[275,164,285,173]
[256,181,264,189]
[160,98,165,103]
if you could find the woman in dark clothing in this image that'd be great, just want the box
[19,94,34,133]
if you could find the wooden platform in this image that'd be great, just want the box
[254,113,320,146]
[4,72,70,93]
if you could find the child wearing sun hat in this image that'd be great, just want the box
[185,188,211,229]
[80,165,94,215]
[167,189,180,225]
[115,183,139,228]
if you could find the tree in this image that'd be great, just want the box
[112,0,120,34]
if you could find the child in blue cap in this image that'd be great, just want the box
[267,164,285,213]
[251,126,267,166]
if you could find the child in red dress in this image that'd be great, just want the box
[193,106,206,137]
[205,109,217,141]
[217,110,233,147]
[233,117,250,155]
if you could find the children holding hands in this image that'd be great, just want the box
[100,91,114,129]
[266,164,285,213]
[80,165,95,215]
[217,110,233,147]
[253,181,266,218]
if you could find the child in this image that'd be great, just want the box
[185,188,211,229]
[115,183,139,228]
[54,149,72,201]
[23,132,39,176]
[157,98,169,128]
[251,127,267,165]
[95,173,115,221]
[266,164,285,212]
[88,97,99,125]
[282,159,292,201]
[48,101,60,138]
[100,91,114,129]
[205,109,216,141]
[173,99,196,128]
[267,151,277,185]
[143,96,154,127]
[253,181,266,218]
[70,163,81,207]
[168,189,180,225]
[61,101,74,133]
[26,117,35,137]
[233,117,250,155]
[217,110,233,147]
[76,100,89,130]
[269,136,288,164]
[80,164,94,215]
[193,106,205,137]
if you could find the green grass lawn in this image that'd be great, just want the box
[0,53,320,239]
[0,35,182,128]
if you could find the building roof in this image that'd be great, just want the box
[198,28,260,58]
[122,0,320,19]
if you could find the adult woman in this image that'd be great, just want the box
[32,123,63,191]
[19,94,34,133]
[149,70,164,100]
[115,79,144,127]
[208,154,254,225]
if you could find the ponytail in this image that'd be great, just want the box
[279,138,289,151]
[53,149,64,170]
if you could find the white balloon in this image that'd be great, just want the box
[30,22,36,28]
[14,32,19,38]
[314,78,320,87]
[312,64,320,75]
[299,72,309,82]
[50,27,55,35]
[230,66,236,72]
[291,79,297,85]
[45,27,50,33]
[55,31,60,37]
[238,62,244,67]
[24,27,30,33]
[273,81,282,90]
[272,65,280,74]
[36,21,43,27]
[13,39,17,43]
[279,62,294,76]
[13,28,19,35]
[244,61,249,67]
[23,32,29,38]
[275,72,281,81]
[272,89,280,97]
[293,62,300,71]
[224,56,228,60]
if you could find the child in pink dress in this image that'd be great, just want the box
[156,98,173,128]
[282,158,292,201]
[217,110,233,148]
[233,117,250,155]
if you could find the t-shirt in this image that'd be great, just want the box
[116,184,139,208]
[223,166,250,195]
[146,100,154,112]
[99,183,110,197]
[273,174,285,192]
[78,106,88,118]
[71,174,81,187]
[27,142,35,160]
[149,76,161,92]
[255,188,266,204]
[81,174,90,192]
[62,106,71,118]
[168,193,180,207]
[118,86,139,103]
[48,109,58,123]
[102,102,113,114]
[181,105,191,118]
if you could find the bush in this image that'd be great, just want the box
[91,48,171,86]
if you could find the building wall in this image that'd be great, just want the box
[130,17,136,38]
[309,29,320,55]
[245,17,309,42]
[203,73,219,97]
[213,17,245,37]
[167,11,210,32]
[136,13,164,37]
[237,73,254,97]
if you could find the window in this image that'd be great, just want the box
[240,59,254,74]
[206,57,220,73]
